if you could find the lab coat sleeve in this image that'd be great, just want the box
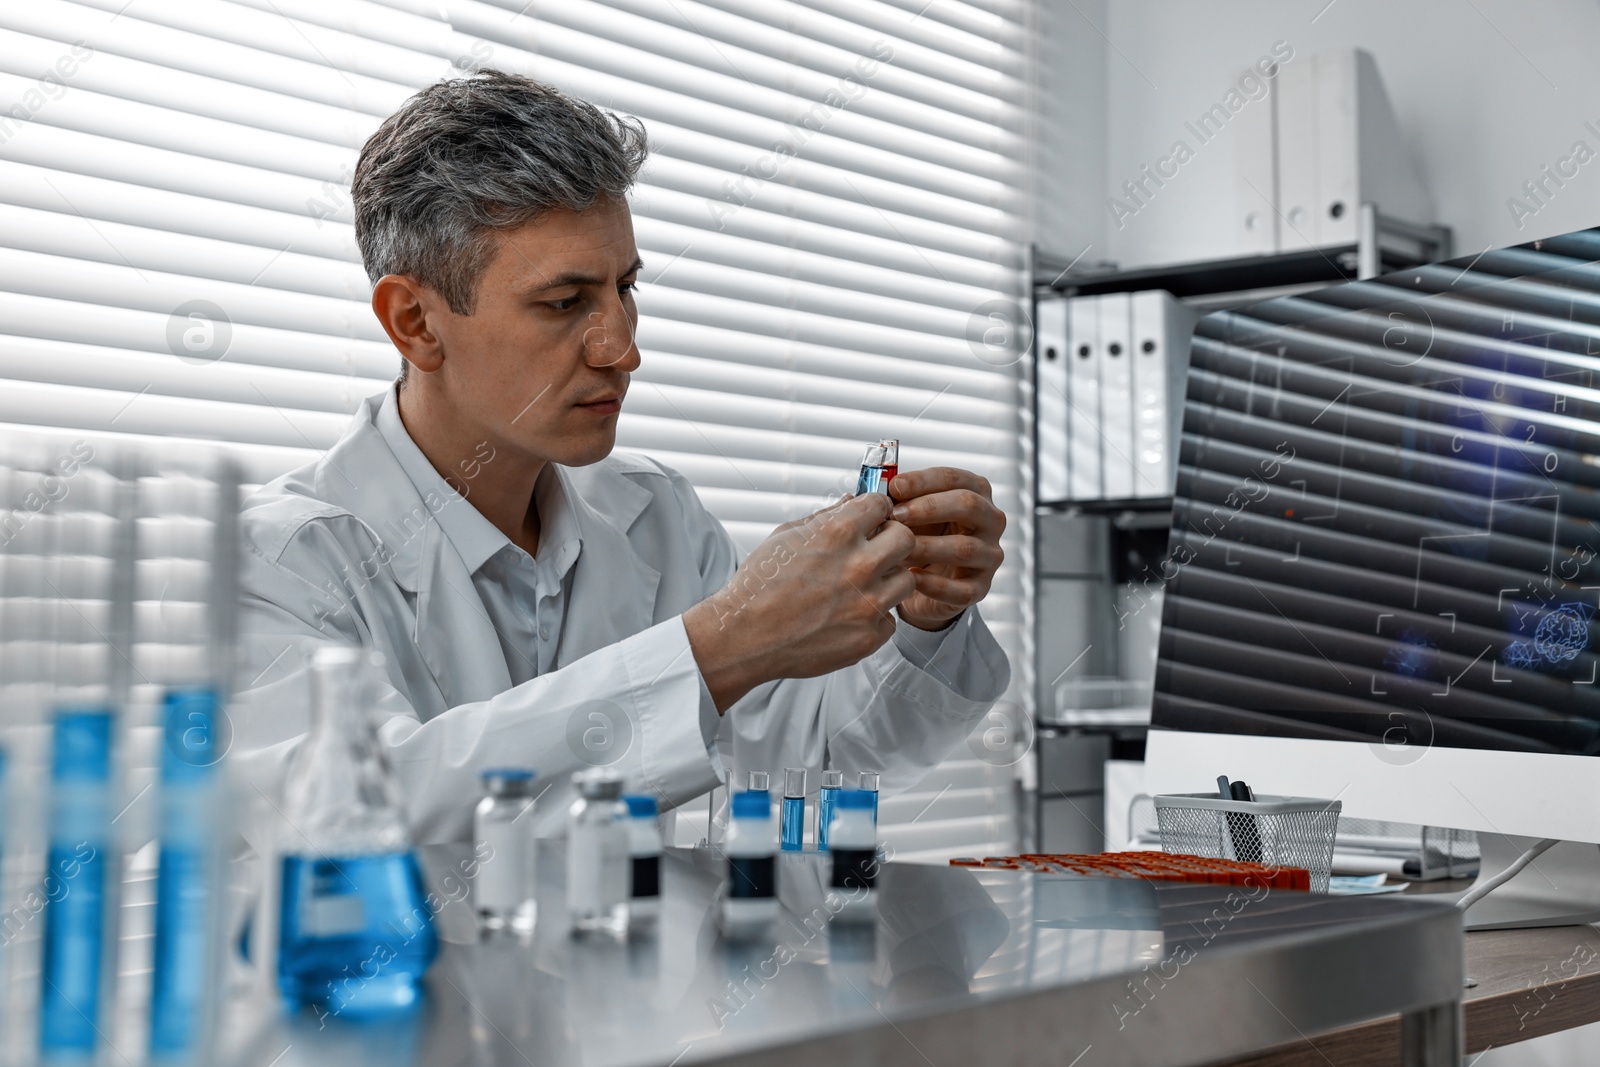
[665,467,1010,798]
[230,516,720,844]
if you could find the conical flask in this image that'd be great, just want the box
[276,646,437,1015]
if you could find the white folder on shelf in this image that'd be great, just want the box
[1275,55,1319,253]
[1234,70,1278,254]
[1130,291,1172,497]
[1097,293,1135,500]
[1066,296,1102,500]
[1036,296,1070,503]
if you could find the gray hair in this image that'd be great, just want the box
[353,70,648,327]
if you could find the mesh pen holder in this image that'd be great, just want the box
[1154,793,1342,893]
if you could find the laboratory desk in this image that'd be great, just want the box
[219,845,1465,1067]
[1222,883,1600,1066]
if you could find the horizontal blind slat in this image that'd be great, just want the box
[0,160,358,262]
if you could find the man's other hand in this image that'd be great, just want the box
[886,467,1005,632]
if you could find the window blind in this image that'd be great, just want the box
[0,0,1030,860]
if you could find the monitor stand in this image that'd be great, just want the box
[1458,834,1600,931]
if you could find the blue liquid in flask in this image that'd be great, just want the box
[278,852,437,1016]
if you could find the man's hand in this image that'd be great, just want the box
[886,467,1006,631]
[683,493,917,711]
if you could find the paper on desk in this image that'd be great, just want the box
[1328,873,1410,895]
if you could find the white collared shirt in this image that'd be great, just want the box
[374,389,581,686]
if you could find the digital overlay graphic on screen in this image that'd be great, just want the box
[1152,229,1600,756]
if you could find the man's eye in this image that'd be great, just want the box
[619,281,638,297]
[548,296,580,311]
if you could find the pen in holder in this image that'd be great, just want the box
[1218,776,1261,864]
[1154,792,1341,893]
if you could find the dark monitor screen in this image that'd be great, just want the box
[1152,228,1600,757]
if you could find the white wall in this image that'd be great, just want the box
[1030,0,1108,262]
[1066,0,1600,270]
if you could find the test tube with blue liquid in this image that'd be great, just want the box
[856,439,898,496]
[780,768,806,852]
[149,690,224,1061]
[746,770,770,803]
[816,770,843,850]
[149,463,239,1063]
[40,710,115,1059]
[39,458,134,1062]
[859,771,880,826]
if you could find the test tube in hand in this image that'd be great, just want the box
[856,439,899,496]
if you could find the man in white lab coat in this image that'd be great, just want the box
[232,71,1010,843]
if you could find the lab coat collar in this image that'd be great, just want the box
[325,389,653,590]
[373,385,582,590]
[374,384,511,576]
[314,390,660,699]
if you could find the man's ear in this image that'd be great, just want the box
[372,274,447,375]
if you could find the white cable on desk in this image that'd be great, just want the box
[1456,837,1559,913]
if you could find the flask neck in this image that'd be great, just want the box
[309,655,369,741]
[284,651,410,854]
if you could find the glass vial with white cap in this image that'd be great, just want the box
[623,795,662,932]
[567,768,629,937]
[719,791,778,939]
[828,789,880,922]
[474,768,537,934]
[780,768,806,852]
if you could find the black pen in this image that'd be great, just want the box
[1228,779,1262,863]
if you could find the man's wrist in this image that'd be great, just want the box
[895,605,962,632]
[683,596,764,714]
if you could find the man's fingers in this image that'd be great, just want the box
[861,520,915,571]
[883,566,918,608]
[846,564,915,621]
[815,490,893,537]
[911,570,984,606]
[888,466,992,504]
[906,533,1002,571]
[889,488,1006,537]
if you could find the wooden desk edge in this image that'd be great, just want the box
[1212,924,1600,1065]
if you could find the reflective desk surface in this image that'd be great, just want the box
[222,844,1465,1067]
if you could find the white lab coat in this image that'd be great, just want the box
[230,392,1009,843]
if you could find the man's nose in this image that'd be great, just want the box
[581,297,641,372]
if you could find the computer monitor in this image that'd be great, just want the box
[1143,227,1600,926]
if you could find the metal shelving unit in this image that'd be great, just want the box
[1035,204,1453,305]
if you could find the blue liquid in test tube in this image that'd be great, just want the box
[40,710,115,1058]
[780,768,806,852]
[149,688,222,1059]
[817,770,843,851]
[746,770,770,804]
